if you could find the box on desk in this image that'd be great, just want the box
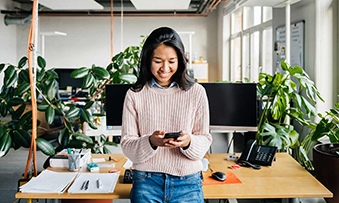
[49,149,91,168]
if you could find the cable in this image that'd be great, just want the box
[226,132,235,153]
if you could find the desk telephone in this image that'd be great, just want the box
[237,139,277,169]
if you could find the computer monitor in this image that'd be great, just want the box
[54,68,83,90]
[105,83,258,131]
[105,84,133,126]
[200,83,257,131]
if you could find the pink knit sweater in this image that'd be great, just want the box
[121,83,212,176]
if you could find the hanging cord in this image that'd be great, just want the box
[110,0,114,60]
[24,0,39,179]
[121,0,123,51]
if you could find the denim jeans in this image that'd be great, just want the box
[130,170,204,203]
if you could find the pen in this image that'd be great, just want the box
[81,180,87,190]
[85,180,89,190]
[97,178,102,189]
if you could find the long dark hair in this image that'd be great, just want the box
[132,27,195,92]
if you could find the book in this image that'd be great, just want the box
[20,170,78,193]
[49,149,91,168]
[87,162,99,172]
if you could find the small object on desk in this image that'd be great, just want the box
[238,160,261,170]
[123,169,133,183]
[85,180,89,190]
[97,178,102,189]
[228,164,241,170]
[123,159,133,168]
[109,156,112,161]
[87,163,99,172]
[81,180,87,190]
[97,163,115,168]
[211,171,226,181]
[92,158,106,163]
[109,169,120,173]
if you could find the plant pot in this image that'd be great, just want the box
[313,143,339,203]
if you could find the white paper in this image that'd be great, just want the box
[92,158,106,163]
[97,163,115,168]
[20,170,78,193]
[123,159,133,168]
[68,173,119,194]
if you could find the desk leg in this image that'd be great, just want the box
[227,132,234,153]
[282,198,300,203]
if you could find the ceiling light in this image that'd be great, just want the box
[39,0,103,10]
[130,0,190,10]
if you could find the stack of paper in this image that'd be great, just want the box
[20,170,78,193]
[68,173,119,194]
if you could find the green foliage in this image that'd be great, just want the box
[0,36,146,158]
[257,60,323,169]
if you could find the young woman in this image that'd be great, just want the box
[121,27,212,203]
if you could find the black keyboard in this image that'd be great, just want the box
[123,169,133,183]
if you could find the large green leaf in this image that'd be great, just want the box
[70,67,89,79]
[12,130,30,148]
[88,121,98,130]
[14,82,30,96]
[45,70,59,80]
[36,138,55,156]
[46,80,57,101]
[92,66,109,79]
[0,102,7,117]
[18,69,30,83]
[37,56,46,68]
[105,141,118,147]
[0,64,5,72]
[119,73,137,84]
[281,59,288,71]
[58,128,70,146]
[4,65,15,81]
[65,107,79,118]
[289,65,303,76]
[289,129,299,149]
[37,102,49,111]
[84,101,94,110]
[82,73,94,89]
[4,66,17,88]
[72,132,93,144]
[7,98,24,106]
[18,56,28,69]
[12,103,26,120]
[80,110,91,123]
[37,69,45,81]
[45,106,55,125]
[103,146,111,154]
[0,132,12,157]
[17,130,31,148]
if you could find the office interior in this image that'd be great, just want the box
[0,0,338,202]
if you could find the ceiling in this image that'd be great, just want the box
[2,0,227,17]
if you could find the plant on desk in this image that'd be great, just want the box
[256,59,323,169]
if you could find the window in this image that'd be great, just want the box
[223,6,273,82]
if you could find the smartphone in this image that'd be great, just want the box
[164,132,183,139]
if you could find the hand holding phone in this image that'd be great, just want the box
[164,132,183,139]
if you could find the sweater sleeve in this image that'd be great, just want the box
[120,91,158,164]
[180,86,212,160]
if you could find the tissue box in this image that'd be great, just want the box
[87,162,99,172]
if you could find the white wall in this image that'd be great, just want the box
[16,13,219,81]
[0,0,17,86]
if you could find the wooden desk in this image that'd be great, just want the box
[15,153,332,200]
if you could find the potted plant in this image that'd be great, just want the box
[0,36,145,158]
[302,103,339,203]
[256,60,323,162]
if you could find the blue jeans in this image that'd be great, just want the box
[130,170,204,203]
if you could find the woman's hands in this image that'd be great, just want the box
[165,130,191,148]
[149,130,191,149]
